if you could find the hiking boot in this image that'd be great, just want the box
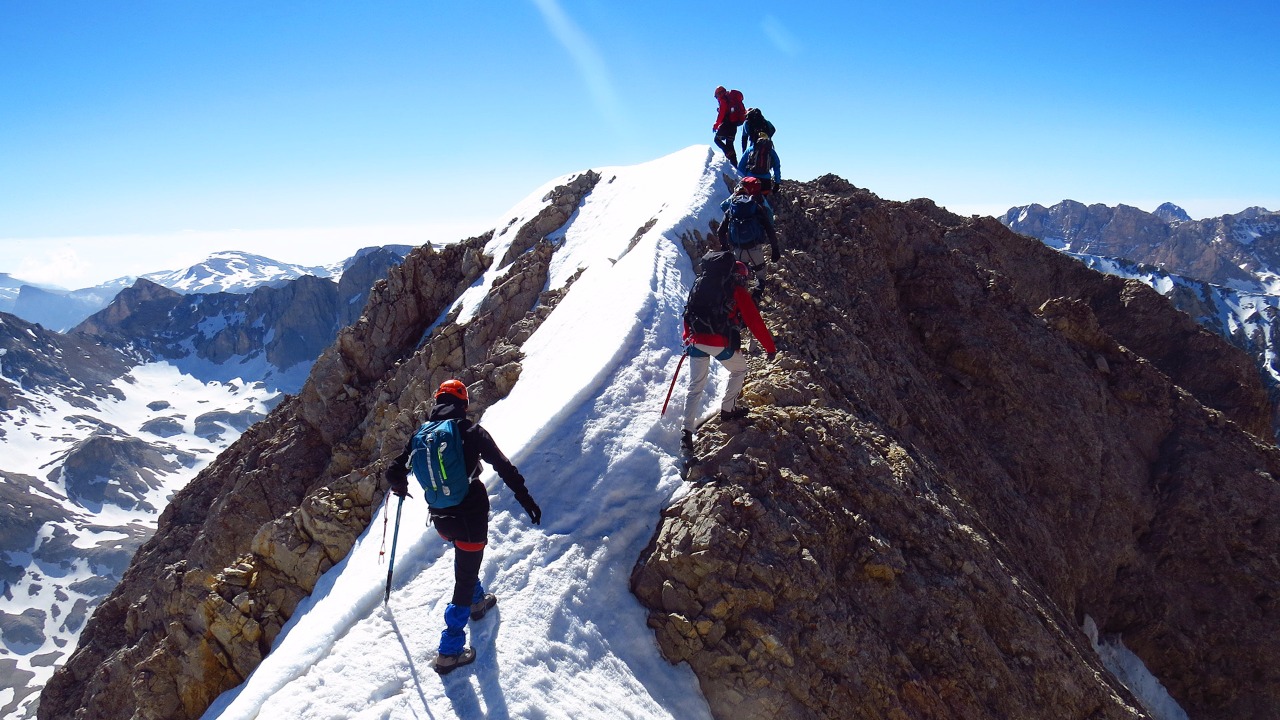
[434,647,477,675]
[680,430,694,455]
[470,593,497,621]
[719,407,749,422]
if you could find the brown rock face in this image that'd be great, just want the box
[37,174,590,719]
[633,177,1279,719]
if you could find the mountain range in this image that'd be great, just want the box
[1,247,413,333]
[0,245,410,716]
[12,147,1275,720]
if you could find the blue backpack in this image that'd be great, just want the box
[727,195,765,248]
[408,419,470,508]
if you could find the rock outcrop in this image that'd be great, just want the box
[37,175,595,720]
[632,177,1279,719]
[0,312,136,416]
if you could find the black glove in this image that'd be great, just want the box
[387,472,410,498]
[517,493,542,525]
[770,246,780,262]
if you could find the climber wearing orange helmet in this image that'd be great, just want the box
[385,378,541,674]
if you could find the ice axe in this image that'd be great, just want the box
[383,493,405,604]
[661,349,689,416]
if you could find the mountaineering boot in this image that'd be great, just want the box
[720,407,749,422]
[680,430,694,455]
[470,592,497,621]
[434,647,477,675]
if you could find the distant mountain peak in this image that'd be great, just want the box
[1154,202,1192,223]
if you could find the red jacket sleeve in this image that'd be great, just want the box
[714,97,728,130]
[732,286,775,354]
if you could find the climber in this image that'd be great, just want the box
[736,132,781,195]
[712,86,747,166]
[718,176,781,301]
[739,107,776,155]
[385,379,542,675]
[680,251,777,457]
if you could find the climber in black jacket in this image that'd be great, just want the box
[386,379,542,674]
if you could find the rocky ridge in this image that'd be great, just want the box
[1000,200,1280,440]
[632,177,1278,719]
[37,173,601,720]
[34,169,1280,720]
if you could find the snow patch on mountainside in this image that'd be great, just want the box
[0,363,276,718]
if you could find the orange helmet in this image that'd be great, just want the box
[435,379,469,404]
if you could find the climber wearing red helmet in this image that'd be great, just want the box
[712,85,747,165]
[679,250,777,456]
[385,378,541,675]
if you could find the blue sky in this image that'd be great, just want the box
[2,1,1277,287]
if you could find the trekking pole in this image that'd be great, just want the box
[383,493,405,604]
[661,349,689,416]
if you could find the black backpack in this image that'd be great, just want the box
[750,136,774,175]
[684,251,739,337]
[726,194,765,248]
[746,108,776,141]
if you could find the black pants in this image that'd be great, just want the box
[432,511,488,605]
[714,122,740,165]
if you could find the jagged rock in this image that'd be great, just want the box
[55,432,197,512]
[39,195,584,719]
[634,177,1279,719]
[38,171,1279,720]
[498,171,601,268]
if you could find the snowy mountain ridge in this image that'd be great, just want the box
[4,246,413,333]
[37,148,1280,720]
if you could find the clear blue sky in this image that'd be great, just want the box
[2,1,1278,286]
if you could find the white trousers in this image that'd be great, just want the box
[682,343,747,432]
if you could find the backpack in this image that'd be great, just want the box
[750,137,774,175]
[726,194,765,248]
[408,418,470,508]
[726,90,747,124]
[745,109,776,140]
[684,251,739,337]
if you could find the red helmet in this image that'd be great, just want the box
[740,176,762,195]
[714,85,726,98]
[435,379,469,404]
[734,261,749,277]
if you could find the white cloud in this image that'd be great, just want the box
[529,0,629,135]
[0,221,488,290]
[761,14,801,56]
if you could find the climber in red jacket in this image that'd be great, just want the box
[712,86,747,166]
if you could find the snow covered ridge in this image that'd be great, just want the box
[37,145,729,720]
[31,149,1280,719]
